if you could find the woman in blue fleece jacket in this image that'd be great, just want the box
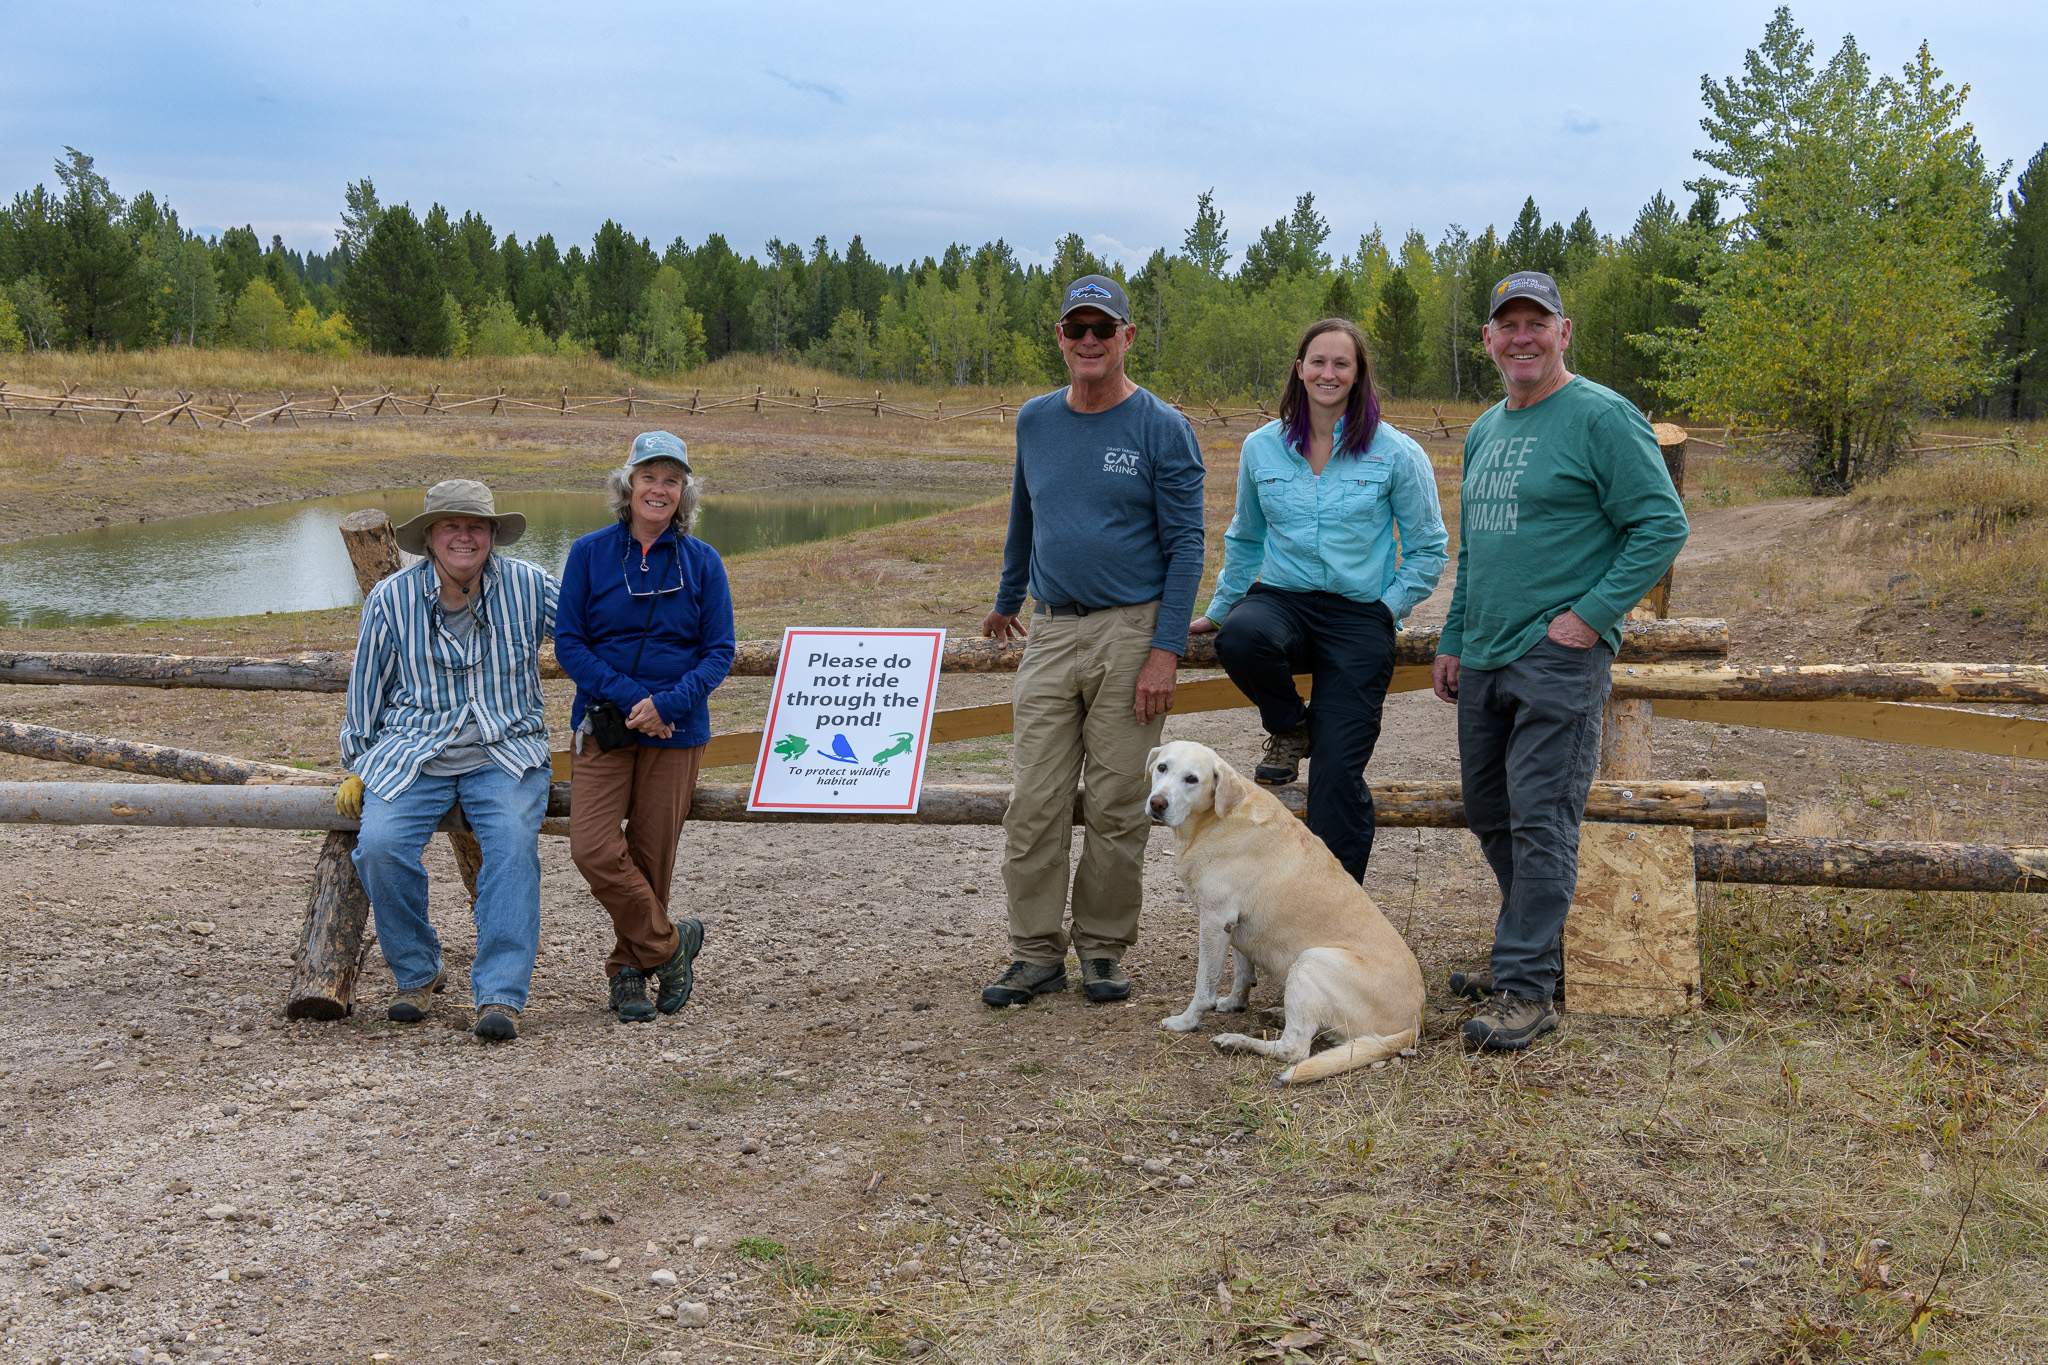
[554,432,735,1023]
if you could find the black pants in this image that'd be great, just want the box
[1457,638,1613,1002]
[1214,586,1397,881]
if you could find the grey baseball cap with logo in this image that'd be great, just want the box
[1488,270,1564,318]
[1059,274,1130,323]
[626,430,691,471]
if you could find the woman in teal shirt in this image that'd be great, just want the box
[1189,318,1448,880]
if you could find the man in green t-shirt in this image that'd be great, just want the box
[1431,271,1689,1051]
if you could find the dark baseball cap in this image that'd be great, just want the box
[1058,274,1130,323]
[1488,271,1564,318]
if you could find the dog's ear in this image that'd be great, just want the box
[1212,760,1254,818]
[1146,745,1163,773]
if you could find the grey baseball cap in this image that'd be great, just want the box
[1488,271,1564,318]
[1058,274,1130,323]
[627,430,691,471]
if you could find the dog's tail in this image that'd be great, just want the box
[1277,1027,1419,1085]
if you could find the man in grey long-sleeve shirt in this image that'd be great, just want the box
[980,274,1205,1008]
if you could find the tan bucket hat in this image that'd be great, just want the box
[390,479,527,555]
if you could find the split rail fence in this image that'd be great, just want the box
[0,379,1476,437]
[1,431,2043,1022]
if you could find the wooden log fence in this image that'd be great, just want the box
[0,617,1728,694]
[0,777,1763,832]
[0,381,1476,437]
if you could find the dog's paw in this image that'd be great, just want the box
[1159,1013,1200,1033]
[1212,1032,1253,1053]
[1216,997,1249,1014]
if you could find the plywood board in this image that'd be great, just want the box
[1654,698,2048,761]
[1564,822,1699,1017]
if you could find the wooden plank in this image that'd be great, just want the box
[1613,662,2048,704]
[1564,824,1700,1017]
[1653,698,2048,761]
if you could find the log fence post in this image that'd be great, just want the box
[286,832,375,1020]
[1597,426,1690,783]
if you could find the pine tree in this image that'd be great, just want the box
[339,204,452,355]
[1995,143,2048,418]
[51,148,149,347]
[1183,189,1230,278]
[1371,268,1425,396]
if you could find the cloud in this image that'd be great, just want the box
[765,69,846,105]
[1560,107,1601,135]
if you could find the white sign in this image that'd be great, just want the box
[747,627,945,814]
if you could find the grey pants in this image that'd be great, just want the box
[1456,638,1614,1001]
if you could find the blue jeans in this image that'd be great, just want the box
[352,764,550,1011]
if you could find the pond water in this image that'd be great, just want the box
[0,488,968,628]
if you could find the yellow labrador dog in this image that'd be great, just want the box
[1149,740,1424,1084]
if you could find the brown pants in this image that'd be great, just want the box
[569,742,703,977]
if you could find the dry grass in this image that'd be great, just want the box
[717,880,2047,1363]
[1845,448,2048,624]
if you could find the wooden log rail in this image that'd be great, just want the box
[1694,836,2048,893]
[0,619,1729,693]
[0,777,1765,832]
[0,720,335,786]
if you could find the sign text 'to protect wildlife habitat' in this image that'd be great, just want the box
[746,627,946,814]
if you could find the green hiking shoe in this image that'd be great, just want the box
[1080,958,1131,1003]
[1460,993,1558,1052]
[981,960,1068,1008]
[653,918,705,1015]
[609,966,656,1023]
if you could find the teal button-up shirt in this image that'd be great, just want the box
[1204,418,1448,625]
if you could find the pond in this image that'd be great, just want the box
[0,488,970,628]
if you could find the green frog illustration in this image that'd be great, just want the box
[772,734,808,761]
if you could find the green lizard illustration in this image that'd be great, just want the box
[872,732,915,764]
[772,734,808,761]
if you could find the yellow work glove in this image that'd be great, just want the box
[334,774,365,821]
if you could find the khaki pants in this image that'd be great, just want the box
[569,742,703,977]
[1002,601,1165,966]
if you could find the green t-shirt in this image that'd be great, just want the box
[1440,376,1689,671]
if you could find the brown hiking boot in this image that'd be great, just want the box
[1461,993,1558,1052]
[388,970,447,1024]
[1254,724,1311,786]
[474,1003,521,1042]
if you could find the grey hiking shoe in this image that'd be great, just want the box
[609,967,656,1024]
[1080,958,1131,1003]
[1449,970,1565,1006]
[1461,993,1558,1052]
[474,1003,521,1042]
[653,918,705,1015]
[388,970,447,1024]
[1254,724,1312,786]
[981,961,1067,1008]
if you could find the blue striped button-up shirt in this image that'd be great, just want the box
[341,554,561,800]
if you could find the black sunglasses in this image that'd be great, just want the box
[1060,318,1123,340]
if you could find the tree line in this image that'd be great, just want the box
[0,9,2042,479]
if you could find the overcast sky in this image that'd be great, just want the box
[9,1,2042,270]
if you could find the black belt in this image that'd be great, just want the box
[1033,601,1104,618]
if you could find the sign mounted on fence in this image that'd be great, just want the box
[747,628,945,814]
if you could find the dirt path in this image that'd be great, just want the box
[2,435,2043,1362]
